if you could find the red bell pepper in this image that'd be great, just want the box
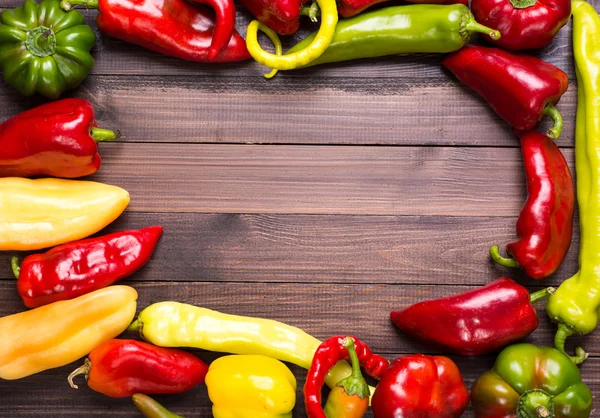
[61,0,249,62]
[0,99,118,179]
[443,45,569,139]
[67,339,208,397]
[338,0,467,18]
[371,354,469,418]
[13,226,163,308]
[390,278,555,356]
[471,0,571,50]
[490,130,574,279]
[238,0,313,35]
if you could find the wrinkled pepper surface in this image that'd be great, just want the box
[284,5,500,69]
[68,339,208,397]
[305,336,388,418]
[471,344,593,418]
[0,99,118,179]
[0,285,137,380]
[127,302,373,392]
[391,278,554,356]
[13,226,162,308]
[372,354,469,418]
[490,130,574,279]
[443,45,569,139]
[0,0,95,99]
[545,0,600,365]
[206,354,296,418]
[133,394,184,418]
[471,0,571,50]
[0,177,129,251]
[61,0,249,62]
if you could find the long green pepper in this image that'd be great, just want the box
[545,0,600,365]
[285,4,500,68]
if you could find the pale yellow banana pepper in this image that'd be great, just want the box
[0,177,130,251]
[0,285,138,380]
[206,355,296,418]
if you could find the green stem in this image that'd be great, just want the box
[300,2,320,22]
[489,245,520,268]
[509,0,538,8]
[67,358,91,389]
[133,394,184,418]
[517,390,554,418]
[11,256,20,278]
[554,323,587,365]
[60,0,98,10]
[344,337,362,381]
[465,19,501,40]
[529,287,556,304]
[335,337,370,398]
[127,319,141,333]
[25,26,56,57]
[543,103,564,140]
[91,127,120,142]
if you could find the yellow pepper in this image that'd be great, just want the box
[0,177,130,251]
[206,355,296,418]
[0,285,138,380]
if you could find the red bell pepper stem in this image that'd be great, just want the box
[543,103,563,139]
[530,287,556,303]
[554,323,588,365]
[489,245,520,268]
[11,256,20,278]
[91,127,119,142]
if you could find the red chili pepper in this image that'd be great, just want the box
[304,335,389,418]
[337,0,467,18]
[371,354,469,418]
[490,130,574,279]
[238,0,314,35]
[0,99,118,179]
[67,339,208,398]
[443,45,569,139]
[471,0,571,51]
[13,226,163,308]
[60,0,249,62]
[390,278,555,356]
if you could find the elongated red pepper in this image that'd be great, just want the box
[61,0,249,62]
[68,339,208,397]
[471,0,571,50]
[0,99,118,179]
[443,45,569,139]
[13,226,163,308]
[304,335,389,417]
[390,278,555,356]
[490,130,574,279]
[338,0,467,18]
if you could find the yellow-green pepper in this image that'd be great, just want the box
[206,355,296,418]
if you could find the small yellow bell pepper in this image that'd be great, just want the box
[206,355,296,418]
[0,285,138,380]
[0,177,130,251]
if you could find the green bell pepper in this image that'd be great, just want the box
[0,0,95,99]
[471,344,593,418]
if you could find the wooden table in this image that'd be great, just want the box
[1,2,599,416]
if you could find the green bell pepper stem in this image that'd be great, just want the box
[60,0,99,10]
[10,256,20,278]
[300,2,320,22]
[518,390,553,418]
[132,394,184,418]
[91,127,120,142]
[543,103,563,140]
[530,287,556,304]
[489,245,520,268]
[554,323,587,365]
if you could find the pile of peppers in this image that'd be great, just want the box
[0,0,599,415]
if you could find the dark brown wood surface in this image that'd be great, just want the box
[0,0,599,416]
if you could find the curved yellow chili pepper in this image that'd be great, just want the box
[206,355,296,418]
[0,285,138,380]
[245,0,338,72]
[0,177,130,251]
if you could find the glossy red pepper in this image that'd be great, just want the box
[238,0,313,35]
[304,335,389,418]
[13,226,163,308]
[443,45,569,139]
[0,99,118,179]
[67,339,208,398]
[61,0,249,62]
[338,0,467,18]
[390,278,555,356]
[471,0,571,50]
[371,354,469,418]
[490,130,574,279]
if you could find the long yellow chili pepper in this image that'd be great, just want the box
[245,0,338,73]
[0,285,138,380]
[128,302,375,394]
[0,177,130,251]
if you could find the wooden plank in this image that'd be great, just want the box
[0,213,580,286]
[0,76,578,147]
[33,142,575,216]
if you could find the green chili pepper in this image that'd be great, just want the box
[471,344,593,418]
[284,4,500,68]
[0,0,95,99]
[132,394,183,418]
[545,0,600,365]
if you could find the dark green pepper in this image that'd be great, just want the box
[285,4,501,68]
[0,0,95,99]
[471,344,593,418]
